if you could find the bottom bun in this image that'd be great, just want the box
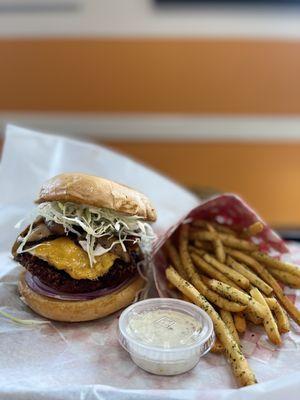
[18,271,145,322]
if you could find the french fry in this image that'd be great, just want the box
[179,224,200,283]
[265,298,290,334]
[200,274,213,286]
[191,252,240,289]
[164,239,188,279]
[191,231,258,251]
[211,222,237,236]
[251,251,300,278]
[194,240,214,252]
[206,279,267,319]
[179,225,246,312]
[207,223,226,263]
[206,279,250,305]
[190,230,215,242]
[201,279,246,313]
[244,311,263,325]
[192,220,209,229]
[226,255,273,295]
[220,310,240,344]
[166,266,257,386]
[193,220,237,236]
[268,269,300,289]
[211,338,225,353]
[250,288,281,346]
[242,222,264,238]
[182,294,191,302]
[219,233,257,251]
[247,300,269,320]
[167,281,175,290]
[214,241,226,265]
[226,248,300,326]
[189,245,206,257]
[192,279,246,313]
[234,313,247,334]
[203,253,250,290]
[218,233,258,252]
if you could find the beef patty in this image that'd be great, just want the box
[15,251,139,294]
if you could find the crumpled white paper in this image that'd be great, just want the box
[1,125,300,400]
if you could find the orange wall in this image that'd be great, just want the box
[0,38,299,114]
[104,141,300,227]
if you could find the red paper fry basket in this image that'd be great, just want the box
[152,193,288,298]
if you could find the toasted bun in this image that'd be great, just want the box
[36,173,156,222]
[18,272,145,322]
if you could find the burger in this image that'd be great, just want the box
[12,173,156,322]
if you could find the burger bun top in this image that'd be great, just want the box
[36,173,156,222]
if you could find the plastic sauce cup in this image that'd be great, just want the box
[118,298,215,376]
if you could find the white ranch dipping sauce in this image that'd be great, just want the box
[118,298,214,376]
[128,309,202,347]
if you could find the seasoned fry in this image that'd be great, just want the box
[179,224,204,284]
[247,299,269,320]
[191,231,258,251]
[195,276,246,312]
[268,269,300,289]
[167,281,175,290]
[207,223,226,263]
[226,255,273,295]
[190,230,216,242]
[214,240,226,264]
[194,240,214,252]
[220,310,240,344]
[206,279,267,319]
[164,239,188,279]
[234,313,247,334]
[189,245,206,257]
[179,225,246,312]
[206,279,250,305]
[226,248,300,326]
[192,220,209,229]
[250,288,281,346]
[218,233,258,251]
[242,222,264,238]
[265,298,290,334]
[244,311,263,325]
[191,252,240,289]
[193,220,237,236]
[211,223,237,236]
[251,251,300,278]
[203,253,250,290]
[200,274,212,286]
[166,266,257,386]
[182,294,191,302]
[211,338,225,353]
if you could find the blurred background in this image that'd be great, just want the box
[0,0,300,235]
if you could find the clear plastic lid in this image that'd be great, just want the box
[118,298,215,365]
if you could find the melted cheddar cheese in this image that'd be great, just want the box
[29,237,118,280]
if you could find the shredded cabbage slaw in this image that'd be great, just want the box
[17,201,156,268]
